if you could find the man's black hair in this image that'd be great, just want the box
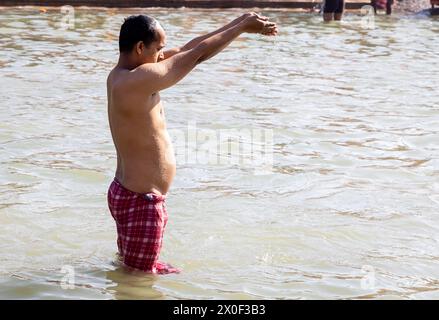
[119,15,158,53]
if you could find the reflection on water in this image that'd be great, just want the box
[0,7,438,299]
[0,263,164,300]
[106,267,164,300]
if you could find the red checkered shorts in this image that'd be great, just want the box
[107,178,179,274]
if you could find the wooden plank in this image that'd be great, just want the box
[0,0,371,10]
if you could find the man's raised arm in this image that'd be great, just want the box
[194,14,277,63]
[121,15,277,94]
[163,12,273,60]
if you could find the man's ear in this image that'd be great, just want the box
[135,41,143,55]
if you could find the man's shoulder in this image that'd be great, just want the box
[110,64,158,93]
[108,67,127,84]
[108,68,135,96]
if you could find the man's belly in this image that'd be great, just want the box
[115,132,176,195]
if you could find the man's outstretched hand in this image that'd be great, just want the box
[241,12,278,36]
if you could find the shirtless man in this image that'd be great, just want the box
[106,13,278,273]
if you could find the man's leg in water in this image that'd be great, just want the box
[386,0,393,15]
[323,13,334,22]
[107,178,180,274]
[323,0,340,22]
[334,0,345,21]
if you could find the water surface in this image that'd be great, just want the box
[0,7,438,299]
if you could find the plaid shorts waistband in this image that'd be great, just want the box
[112,177,166,202]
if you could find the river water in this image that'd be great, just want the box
[0,6,438,299]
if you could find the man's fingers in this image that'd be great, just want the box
[261,24,278,36]
[263,21,276,27]
[262,23,277,31]
[248,15,277,35]
[261,30,277,35]
[262,28,276,34]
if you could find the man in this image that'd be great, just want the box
[107,13,278,274]
[323,0,345,21]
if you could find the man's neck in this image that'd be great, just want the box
[117,54,140,70]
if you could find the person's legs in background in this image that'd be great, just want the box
[324,0,345,21]
[334,0,345,20]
